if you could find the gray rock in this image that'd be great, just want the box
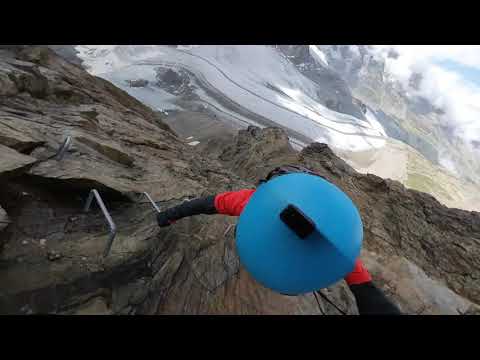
[71,297,112,315]
[362,250,472,314]
[126,79,149,88]
[47,45,84,68]
[0,144,37,179]
[0,206,9,232]
[464,306,480,315]
[0,70,18,96]
[47,251,62,261]
[112,280,145,313]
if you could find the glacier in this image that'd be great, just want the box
[76,45,388,152]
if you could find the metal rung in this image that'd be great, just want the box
[55,136,72,161]
[143,192,161,213]
[84,189,117,257]
[224,224,234,237]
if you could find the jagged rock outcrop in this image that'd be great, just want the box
[1,46,479,315]
[0,144,37,179]
[208,126,480,314]
[362,249,473,315]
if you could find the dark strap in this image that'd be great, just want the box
[315,290,348,315]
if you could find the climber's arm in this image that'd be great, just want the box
[156,189,255,226]
[345,259,402,315]
[214,189,256,216]
[156,195,217,226]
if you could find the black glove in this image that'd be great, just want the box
[155,196,217,228]
[157,211,176,227]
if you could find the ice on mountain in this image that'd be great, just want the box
[77,45,389,153]
[309,45,329,67]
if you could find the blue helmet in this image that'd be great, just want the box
[236,170,363,295]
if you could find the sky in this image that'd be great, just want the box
[437,59,480,87]
[370,45,480,145]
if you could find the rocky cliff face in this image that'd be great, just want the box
[1,46,479,315]
[204,127,480,314]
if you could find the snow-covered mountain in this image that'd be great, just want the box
[75,45,389,152]
[295,45,480,185]
[69,45,480,211]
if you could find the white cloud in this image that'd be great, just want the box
[373,45,480,70]
[370,45,480,144]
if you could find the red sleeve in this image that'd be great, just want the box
[344,259,372,285]
[214,189,255,216]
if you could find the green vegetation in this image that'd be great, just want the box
[405,173,453,201]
